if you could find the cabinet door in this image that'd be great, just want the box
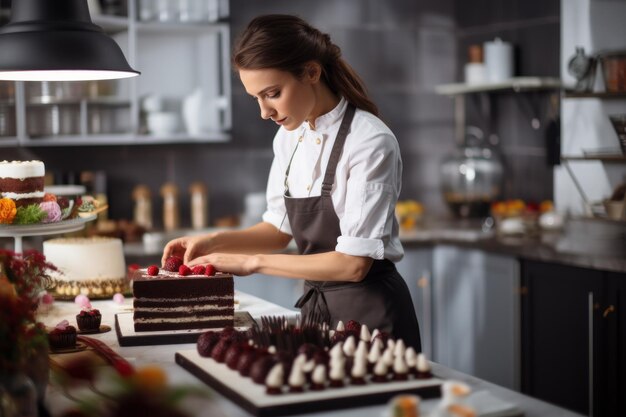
[521,261,604,416]
[396,247,434,359]
[433,245,520,390]
[606,272,626,417]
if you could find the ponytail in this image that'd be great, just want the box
[233,14,379,116]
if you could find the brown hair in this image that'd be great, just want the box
[232,14,379,116]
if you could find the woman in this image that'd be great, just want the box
[162,14,421,350]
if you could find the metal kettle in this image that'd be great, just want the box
[440,127,504,218]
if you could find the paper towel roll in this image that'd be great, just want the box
[484,38,514,82]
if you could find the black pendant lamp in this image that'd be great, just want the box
[0,0,139,81]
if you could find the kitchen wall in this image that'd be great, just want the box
[3,0,560,229]
[454,0,560,203]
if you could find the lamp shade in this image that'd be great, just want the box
[0,0,140,81]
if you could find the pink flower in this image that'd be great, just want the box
[74,294,90,308]
[113,293,125,304]
[39,201,62,223]
[55,319,70,330]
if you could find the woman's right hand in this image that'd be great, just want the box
[161,234,214,266]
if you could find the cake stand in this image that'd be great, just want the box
[0,214,97,253]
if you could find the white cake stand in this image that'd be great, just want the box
[0,214,97,253]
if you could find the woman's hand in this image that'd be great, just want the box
[161,233,215,266]
[187,253,259,277]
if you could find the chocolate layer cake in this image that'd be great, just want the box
[131,269,235,332]
[0,160,45,207]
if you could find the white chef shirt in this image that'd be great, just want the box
[261,97,404,262]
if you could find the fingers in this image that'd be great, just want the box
[161,238,187,266]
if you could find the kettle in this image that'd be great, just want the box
[440,127,504,218]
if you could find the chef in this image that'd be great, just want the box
[162,14,421,350]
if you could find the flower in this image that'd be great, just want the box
[0,197,17,224]
[39,201,62,223]
[0,249,55,372]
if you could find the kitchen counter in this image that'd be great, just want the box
[399,216,626,274]
[124,216,626,275]
[41,294,584,417]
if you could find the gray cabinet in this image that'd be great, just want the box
[396,247,434,359]
[432,245,520,390]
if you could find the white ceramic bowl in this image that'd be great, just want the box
[147,111,179,136]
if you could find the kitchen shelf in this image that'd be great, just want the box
[435,77,562,96]
[0,0,232,148]
[563,91,626,99]
[561,154,626,163]
[18,132,231,147]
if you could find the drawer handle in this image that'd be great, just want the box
[603,305,615,318]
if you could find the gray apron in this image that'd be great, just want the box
[285,104,421,351]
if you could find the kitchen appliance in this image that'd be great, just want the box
[567,47,597,92]
[440,127,504,218]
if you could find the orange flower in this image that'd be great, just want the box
[0,198,17,224]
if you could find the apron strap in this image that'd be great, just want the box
[294,284,331,325]
[321,104,356,196]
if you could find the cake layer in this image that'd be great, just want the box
[11,197,44,207]
[133,307,235,319]
[44,237,126,282]
[0,177,44,193]
[132,271,235,332]
[132,274,234,298]
[0,160,45,179]
[134,318,234,332]
[134,296,233,308]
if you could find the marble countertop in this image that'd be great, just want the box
[399,216,626,274]
[41,295,584,417]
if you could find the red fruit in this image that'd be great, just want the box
[164,256,183,272]
[128,263,140,271]
[205,264,216,276]
[345,320,361,333]
[43,193,57,202]
[147,265,159,276]
[179,265,191,276]
[191,265,205,275]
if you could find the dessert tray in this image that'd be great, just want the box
[175,349,443,417]
[114,311,255,347]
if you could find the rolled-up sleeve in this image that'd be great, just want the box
[336,132,401,259]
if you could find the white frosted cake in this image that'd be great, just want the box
[0,160,45,207]
[43,237,128,298]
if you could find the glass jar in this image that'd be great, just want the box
[440,128,504,218]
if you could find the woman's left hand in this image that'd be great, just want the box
[187,253,258,276]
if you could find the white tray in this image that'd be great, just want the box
[115,311,254,346]
[176,349,443,417]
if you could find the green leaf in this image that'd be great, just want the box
[14,205,46,225]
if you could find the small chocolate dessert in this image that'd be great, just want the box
[310,364,327,391]
[76,308,101,332]
[197,331,220,357]
[251,355,278,385]
[265,363,284,395]
[48,320,77,350]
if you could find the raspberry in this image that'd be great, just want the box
[191,265,205,275]
[345,320,361,333]
[179,265,191,276]
[128,263,140,272]
[205,264,216,276]
[164,256,183,272]
[147,265,159,276]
